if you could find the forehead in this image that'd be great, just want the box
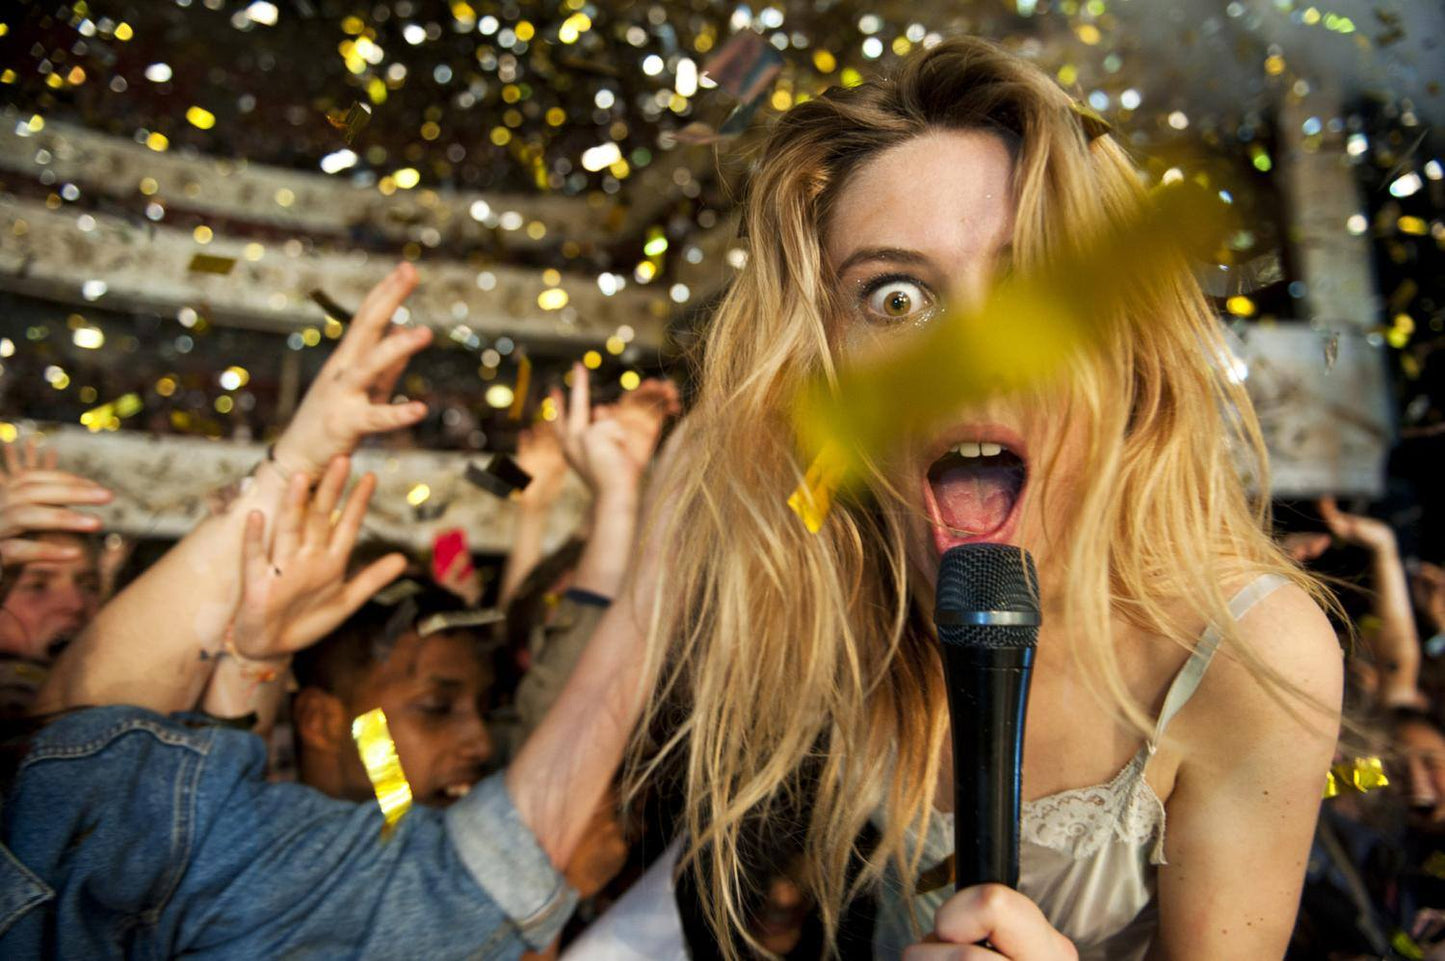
[824,129,1016,270]
[373,630,489,689]
[17,537,96,579]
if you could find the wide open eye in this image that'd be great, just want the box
[860,276,937,324]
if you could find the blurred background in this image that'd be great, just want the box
[0,0,1440,558]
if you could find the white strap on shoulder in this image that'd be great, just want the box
[1149,573,1289,750]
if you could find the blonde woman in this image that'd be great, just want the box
[610,36,1344,960]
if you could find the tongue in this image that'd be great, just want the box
[931,464,1017,537]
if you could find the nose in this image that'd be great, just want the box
[456,709,495,767]
[52,581,87,618]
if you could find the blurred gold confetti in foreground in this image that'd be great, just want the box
[788,183,1231,532]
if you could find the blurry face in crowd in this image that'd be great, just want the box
[300,628,497,808]
[0,533,99,661]
[824,130,1088,597]
[1397,717,1445,831]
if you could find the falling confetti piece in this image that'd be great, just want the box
[465,454,533,499]
[351,708,413,834]
[701,31,783,102]
[1323,333,1340,370]
[1323,756,1389,798]
[325,100,372,146]
[1069,99,1112,140]
[787,441,850,534]
[309,289,354,324]
[508,352,532,421]
[417,608,505,638]
[187,253,237,275]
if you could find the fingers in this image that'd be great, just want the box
[3,469,111,491]
[568,363,591,438]
[1,503,104,537]
[1316,496,1342,527]
[331,472,378,555]
[0,537,84,567]
[344,262,419,354]
[354,324,432,387]
[6,480,114,509]
[369,327,416,401]
[22,437,40,471]
[273,472,311,563]
[932,885,1076,961]
[362,399,429,434]
[342,552,408,611]
[306,457,350,548]
[547,387,568,444]
[240,509,268,588]
[1,442,19,475]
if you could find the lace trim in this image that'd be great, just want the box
[937,747,1167,863]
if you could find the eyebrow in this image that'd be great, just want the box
[424,677,466,694]
[833,246,933,276]
[833,243,1014,278]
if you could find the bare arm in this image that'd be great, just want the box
[1319,497,1422,708]
[37,263,432,715]
[505,417,686,870]
[1153,582,1343,959]
[554,366,680,597]
[498,426,570,607]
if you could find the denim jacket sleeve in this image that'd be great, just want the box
[0,705,576,960]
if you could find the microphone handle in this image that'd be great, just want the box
[941,643,1034,892]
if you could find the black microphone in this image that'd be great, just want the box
[934,543,1040,891]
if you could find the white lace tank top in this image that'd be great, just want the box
[873,574,1287,960]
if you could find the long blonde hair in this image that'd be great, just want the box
[627,36,1330,956]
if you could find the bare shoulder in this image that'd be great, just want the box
[1179,579,1343,764]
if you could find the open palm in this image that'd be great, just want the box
[232,456,406,661]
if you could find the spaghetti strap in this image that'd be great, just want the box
[1148,573,1289,750]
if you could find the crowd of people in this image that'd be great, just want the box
[1,35,1443,961]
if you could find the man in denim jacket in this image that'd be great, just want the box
[1,707,574,959]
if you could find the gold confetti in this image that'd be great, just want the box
[1323,756,1390,798]
[787,442,850,534]
[791,183,1230,487]
[1069,99,1111,140]
[187,253,237,275]
[325,100,372,146]
[508,353,531,421]
[351,708,413,833]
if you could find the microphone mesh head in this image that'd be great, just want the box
[935,543,1040,651]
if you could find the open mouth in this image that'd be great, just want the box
[428,776,481,807]
[924,437,1028,551]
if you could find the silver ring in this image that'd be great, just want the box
[935,609,1040,627]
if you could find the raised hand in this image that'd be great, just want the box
[1280,531,1331,564]
[513,423,569,513]
[230,456,406,661]
[271,263,433,481]
[549,364,679,502]
[1318,496,1396,555]
[0,439,112,568]
[905,884,1077,961]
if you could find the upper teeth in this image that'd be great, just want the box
[952,442,1004,458]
